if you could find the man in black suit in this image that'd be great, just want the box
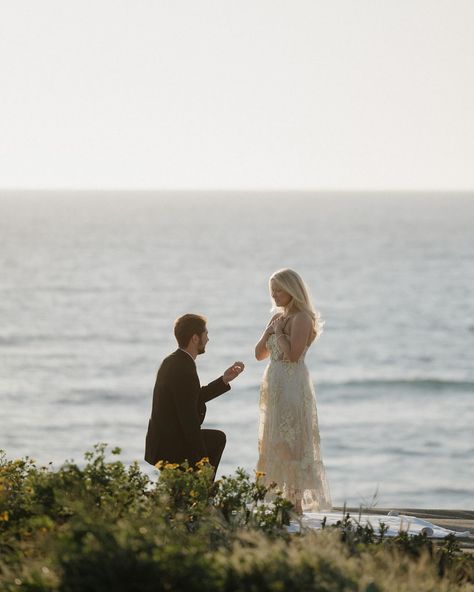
[145,313,244,474]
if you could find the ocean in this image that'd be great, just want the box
[0,191,473,509]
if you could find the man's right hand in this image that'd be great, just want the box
[222,361,245,384]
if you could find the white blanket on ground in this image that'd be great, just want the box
[288,511,471,538]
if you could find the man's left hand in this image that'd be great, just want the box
[223,361,245,384]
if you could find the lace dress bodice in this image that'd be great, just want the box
[266,333,308,363]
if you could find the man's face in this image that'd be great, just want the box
[197,327,209,355]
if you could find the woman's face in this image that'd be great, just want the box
[271,280,292,307]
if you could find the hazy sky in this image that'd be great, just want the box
[0,1,473,190]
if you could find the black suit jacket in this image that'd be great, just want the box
[144,349,231,467]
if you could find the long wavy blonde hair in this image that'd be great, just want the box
[269,268,324,341]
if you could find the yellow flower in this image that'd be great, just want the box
[255,471,266,478]
[196,457,210,467]
[155,460,164,469]
[0,511,9,522]
[164,463,180,470]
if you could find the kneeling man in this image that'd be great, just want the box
[145,314,244,473]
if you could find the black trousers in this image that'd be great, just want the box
[201,429,226,476]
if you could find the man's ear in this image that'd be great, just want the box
[191,334,199,345]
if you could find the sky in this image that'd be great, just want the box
[0,1,473,191]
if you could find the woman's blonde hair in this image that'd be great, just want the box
[269,268,324,340]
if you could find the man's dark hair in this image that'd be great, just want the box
[174,314,207,348]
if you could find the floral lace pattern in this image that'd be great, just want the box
[256,334,331,512]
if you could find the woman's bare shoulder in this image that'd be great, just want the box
[293,310,312,321]
[291,310,313,327]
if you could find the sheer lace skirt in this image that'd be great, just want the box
[256,360,331,512]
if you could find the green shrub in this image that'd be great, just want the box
[0,445,472,591]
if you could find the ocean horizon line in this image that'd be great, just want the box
[0,188,473,196]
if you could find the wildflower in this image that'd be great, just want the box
[0,511,9,521]
[165,463,180,470]
[255,471,266,478]
[155,460,164,469]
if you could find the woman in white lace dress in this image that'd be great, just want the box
[255,268,331,513]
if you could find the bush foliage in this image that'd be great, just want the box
[0,444,472,591]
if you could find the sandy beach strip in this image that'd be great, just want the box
[335,507,474,553]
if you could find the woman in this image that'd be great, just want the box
[255,268,331,513]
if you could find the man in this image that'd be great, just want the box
[145,313,244,473]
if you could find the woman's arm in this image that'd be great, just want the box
[255,314,281,360]
[275,312,312,363]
